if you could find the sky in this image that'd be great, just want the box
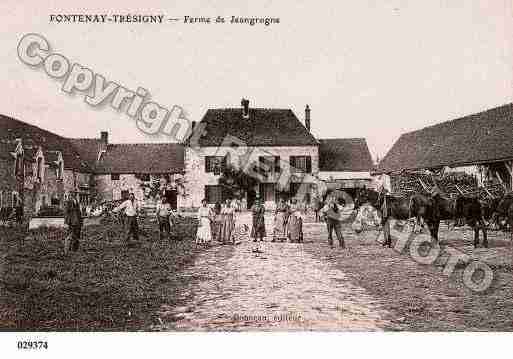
[1,0,512,160]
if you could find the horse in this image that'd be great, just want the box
[354,188,415,247]
[453,195,488,248]
[421,192,458,243]
[491,193,513,241]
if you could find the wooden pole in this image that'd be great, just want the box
[418,178,430,193]
[504,161,513,191]
[495,171,507,191]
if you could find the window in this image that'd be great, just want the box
[258,156,281,176]
[205,185,224,204]
[36,156,44,182]
[14,154,23,177]
[205,156,226,174]
[121,190,130,200]
[259,183,276,202]
[135,173,150,181]
[56,160,64,180]
[290,156,312,173]
[111,174,120,181]
[25,162,33,177]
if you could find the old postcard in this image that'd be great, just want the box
[1,0,512,357]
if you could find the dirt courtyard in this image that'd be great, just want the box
[1,215,512,331]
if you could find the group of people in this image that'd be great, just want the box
[112,193,179,242]
[63,190,353,254]
[195,196,305,246]
[195,194,349,249]
[63,192,180,254]
[196,198,238,245]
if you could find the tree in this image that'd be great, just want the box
[218,164,260,199]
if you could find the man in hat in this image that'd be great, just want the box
[250,196,266,242]
[320,195,345,249]
[64,191,83,252]
[113,192,140,242]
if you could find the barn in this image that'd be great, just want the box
[375,103,513,193]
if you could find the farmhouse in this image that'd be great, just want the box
[182,99,374,208]
[376,103,513,193]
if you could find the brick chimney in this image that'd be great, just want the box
[241,98,250,119]
[305,105,311,132]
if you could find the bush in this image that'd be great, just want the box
[37,205,64,217]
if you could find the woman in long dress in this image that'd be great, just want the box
[196,199,213,245]
[287,198,304,243]
[219,199,236,244]
[272,198,289,242]
[250,197,266,242]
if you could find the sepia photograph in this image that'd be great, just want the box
[0,0,512,357]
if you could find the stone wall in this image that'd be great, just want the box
[95,173,182,203]
[0,158,16,207]
[95,174,146,202]
[182,145,319,209]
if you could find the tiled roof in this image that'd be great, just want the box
[68,138,102,169]
[0,114,92,172]
[319,138,374,172]
[377,103,513,174]
[188,108,318,147]
[94,143,184,174]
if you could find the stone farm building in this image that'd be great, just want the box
[0,100,374,216]
[376,103,513,192]
[0,114,184,216]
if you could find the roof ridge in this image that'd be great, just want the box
[402,102,513,136]
[108,142,182,146]
[319,137,366,141]
[208,108,292,111]
[69,137,100,141]
[0,113,69,140]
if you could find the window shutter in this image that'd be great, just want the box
[205,157,210,173]
[275,156,280,172]
[306,156,312,173]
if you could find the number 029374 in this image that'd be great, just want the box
[17,341,48,350]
